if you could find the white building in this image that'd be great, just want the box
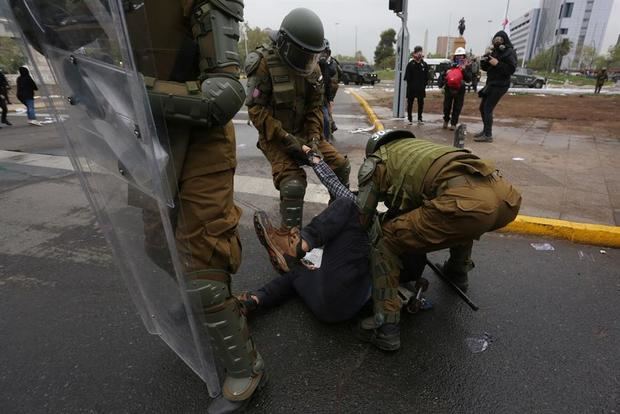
[533,0,613,69]
[510,9,541,65]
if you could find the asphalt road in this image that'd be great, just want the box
[1,87,618,413]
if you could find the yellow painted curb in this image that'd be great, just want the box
[499,215,620,248]
[349,90,384,132]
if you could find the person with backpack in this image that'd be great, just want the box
[439,47,471,131]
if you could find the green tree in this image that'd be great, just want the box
[373,29,396,69]
[578,45,597,69]
[530,39,573,72]
[238,23,271,69]
[528,47,554,71]
[554,38,573,71]
[606,43,620,67]
[0,37,27,73]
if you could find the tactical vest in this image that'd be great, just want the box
[374,139,470,211]
[256,45,319,135]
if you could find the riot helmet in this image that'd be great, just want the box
[365,129,416,156]
[276,8,326,76]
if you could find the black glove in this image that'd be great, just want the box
[282,134,307,163]
[309,136,323,158]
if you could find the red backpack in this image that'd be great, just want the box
[445,68,463,90]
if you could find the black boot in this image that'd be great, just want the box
[357,318,401,351]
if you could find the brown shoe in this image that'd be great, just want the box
[253,211,302,273]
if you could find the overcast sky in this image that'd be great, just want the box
[245,0,620,62]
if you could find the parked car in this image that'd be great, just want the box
[511,67,546,88]
[340,62,379,85]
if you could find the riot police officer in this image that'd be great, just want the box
[245,8,351,228]
[10,1,264,412]
[356,130,522,351]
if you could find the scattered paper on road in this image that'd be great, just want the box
[531,243,555,251]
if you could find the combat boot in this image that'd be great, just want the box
[442,121,448,129]
[357,317,401,351]
[436,260,474,291]
[254,211,303,273]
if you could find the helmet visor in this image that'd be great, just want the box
[279,39,320,76]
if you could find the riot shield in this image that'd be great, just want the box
[5,0,223,396]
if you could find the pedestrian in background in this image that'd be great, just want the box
[403,46,429,125]
[474,31,516,142]
[0,68,11,126]
[439,47,471,130]
[16,66,41,126]
[594,68,608,94]
[319,40,337,141]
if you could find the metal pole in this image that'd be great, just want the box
[503,0,511,30]
[446,13,451,58]
[392,0,409,118]
[355,25,358,60]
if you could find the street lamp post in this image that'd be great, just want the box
[392,0,409,118]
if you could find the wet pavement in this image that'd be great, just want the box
[1,87,619,413]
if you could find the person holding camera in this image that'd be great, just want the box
[474,31,517,142]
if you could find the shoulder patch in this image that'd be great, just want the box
[358,157,379,185]
[244,52,262,76]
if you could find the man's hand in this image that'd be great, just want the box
[302,145,321,165]
[489,57,499,66]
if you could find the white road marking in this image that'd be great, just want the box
[235,111,366,120]
[0,150,331,204]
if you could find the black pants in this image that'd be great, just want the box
[479,85,508,135]
[256,198,371,323]
[594,84,603,94]
[443,89,465,126]
[0,96,7,123]
[406,94,424,121]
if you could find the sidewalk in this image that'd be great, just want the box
[354,88,620,229]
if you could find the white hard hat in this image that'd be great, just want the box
[454,47,466,56]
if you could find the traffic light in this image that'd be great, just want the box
[389,0,403,13]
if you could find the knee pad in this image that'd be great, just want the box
[279,177,306,228]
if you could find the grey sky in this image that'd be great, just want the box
[245,0,620,63]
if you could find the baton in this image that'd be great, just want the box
[426,260,479,311]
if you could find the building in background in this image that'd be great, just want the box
[510,9,541,66]
[436,36,457,58]
[532,0,613,70]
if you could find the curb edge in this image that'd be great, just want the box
[350,89,619,248]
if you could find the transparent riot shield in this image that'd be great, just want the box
[5,0,222,396]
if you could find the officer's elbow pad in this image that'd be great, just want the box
[201,76,246,126]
